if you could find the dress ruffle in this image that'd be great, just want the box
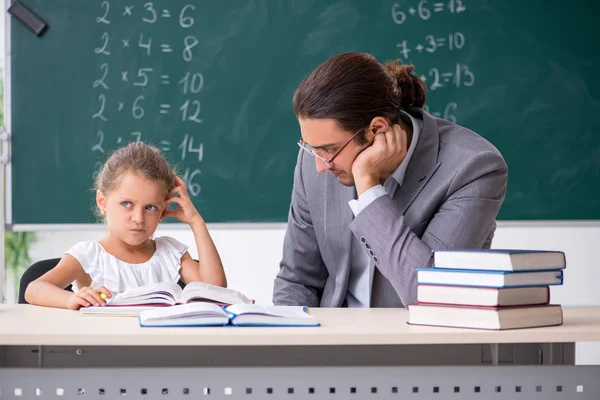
[65,236,188,296]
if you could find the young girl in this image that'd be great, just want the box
[25,142,227,310]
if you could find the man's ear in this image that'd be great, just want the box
[368,116,391,139]
[96,189,107,215]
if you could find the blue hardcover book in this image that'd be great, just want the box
[139,303,318,327]
[432,249,566,271]
[415,268,563,288]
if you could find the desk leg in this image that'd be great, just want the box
[490,343,499,366]
[538,343,575,365]
[37,345,43,368]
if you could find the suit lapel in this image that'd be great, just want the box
[395,108,442,214]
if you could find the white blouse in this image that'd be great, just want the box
[66,236,188,296]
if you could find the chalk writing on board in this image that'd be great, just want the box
[421,64,476,91]
[392,0,466,25]
[96,1,111,24]
[92,94,107,121]
[179,72,204,94]
[92,1,205,197]
[93,63,109,89]
[396,32,466,59]
[391,1,471,123]
[423,102,458,123]
[134,68,152,87]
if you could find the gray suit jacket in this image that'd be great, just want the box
[273,109,508,307]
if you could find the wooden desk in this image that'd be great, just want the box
[2,305,600,346]
[1,305,599,399]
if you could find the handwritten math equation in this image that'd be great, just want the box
[91,1,203,197]
[391,0,471,123]
[396,32,466,59]
[391,0,466,25]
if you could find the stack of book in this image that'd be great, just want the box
[408,249,566,330]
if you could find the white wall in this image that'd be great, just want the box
[24,222,600,364]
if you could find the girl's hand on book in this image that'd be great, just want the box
[66,286,111,310]
[162,175,203,226]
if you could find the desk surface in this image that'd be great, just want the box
[1,305,600,346]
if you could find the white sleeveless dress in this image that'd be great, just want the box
[65,236,188,296]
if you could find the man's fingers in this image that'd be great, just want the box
[387,125,400,148]
[401,128,408,153]
[374,131,387,146]
[391,124,407,153]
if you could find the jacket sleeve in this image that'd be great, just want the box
[349,150,508,306]
[273,151,328,306]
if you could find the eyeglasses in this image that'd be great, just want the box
[297,128,364,166]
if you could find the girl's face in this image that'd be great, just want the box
[96,172,168,247]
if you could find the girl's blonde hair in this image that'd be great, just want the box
[95,142,176,196]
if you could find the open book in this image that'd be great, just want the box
[80,282,252,315]
[139,303,319,327]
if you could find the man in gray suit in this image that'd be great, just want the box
[273,52,507,308]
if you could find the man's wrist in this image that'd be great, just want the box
[354,173,379,196]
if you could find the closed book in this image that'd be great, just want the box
[416,268,563,288]
[407,304,563,330]
[433,249,566,271]
[139,303,319,327]
[417,285,550,307]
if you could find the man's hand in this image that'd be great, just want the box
[352,124,408,196]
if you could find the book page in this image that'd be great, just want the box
[107,281,183,305]
[139,302,228,322]
[179,282,252,305]
[226,304,311,319]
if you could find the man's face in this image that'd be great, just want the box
[298,118,367,186]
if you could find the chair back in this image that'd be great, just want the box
[18,258,68,304]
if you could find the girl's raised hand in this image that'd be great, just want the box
[162,176,203,226]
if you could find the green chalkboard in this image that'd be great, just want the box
[9,0,600,224]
